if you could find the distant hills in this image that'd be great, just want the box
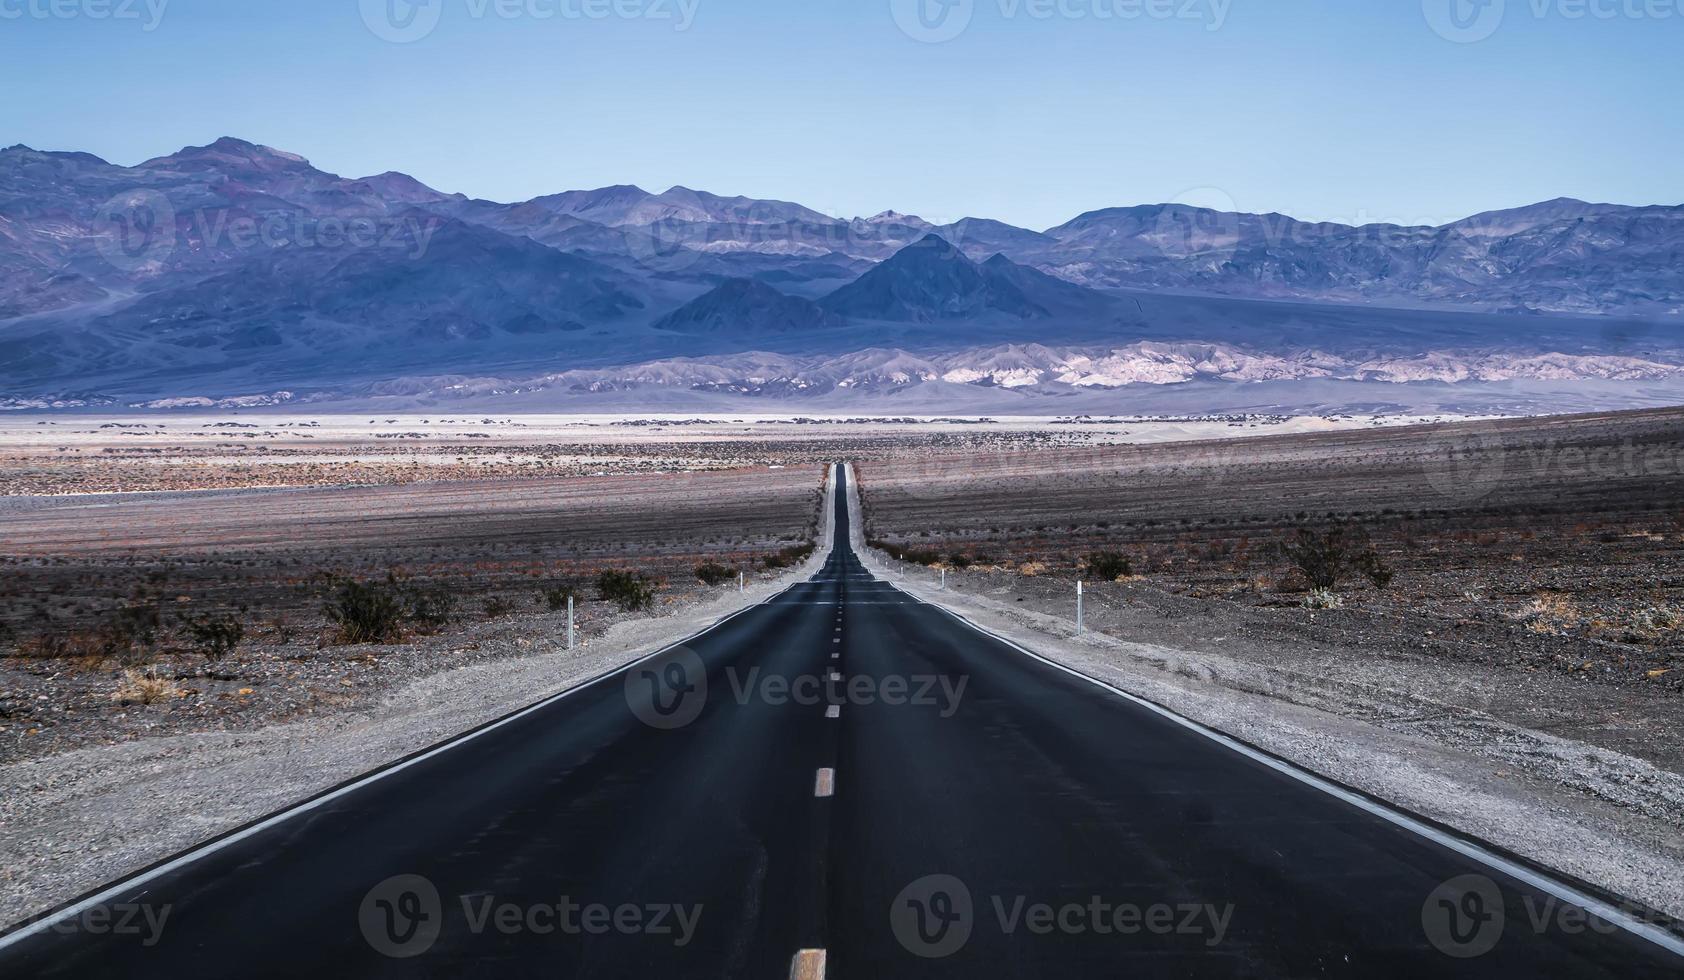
[655,277,840,334]
[1,136,1681,411]
[819,235,1108,323]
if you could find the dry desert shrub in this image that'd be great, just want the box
[1017,562,1047,577]
[322,577,405,645]
[111,668,180,705]
[1083,551,1132,581]
[1516,592,1581,635]
[183,615,244,661]
[1276,525,1393,592]
[1627,604,1684,639]
[694,562,737,587]
[597,570,658,612]
[541,579,583,611]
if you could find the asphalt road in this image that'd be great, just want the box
[2,464,1681,978]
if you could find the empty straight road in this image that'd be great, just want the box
[2,465,1680,977]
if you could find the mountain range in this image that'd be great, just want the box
[2,137,1681,413]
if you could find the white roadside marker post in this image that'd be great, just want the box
[941,568,946,590]
[738,570,744,593]
[566,596,575,650]
[1077,580,1084,636]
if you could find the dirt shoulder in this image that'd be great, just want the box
[0,468,839,930]
[845,464,1684,922]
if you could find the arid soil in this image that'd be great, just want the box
[0,465,825,762]
[858,407,1684,698]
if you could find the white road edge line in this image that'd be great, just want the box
[893,581,1684,958]
[0,469,849,952]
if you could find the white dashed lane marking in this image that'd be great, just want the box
[814,769,835,798]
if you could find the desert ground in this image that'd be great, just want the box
[855,408,1684,770]
[0,462,825,761]
[0,410,1466,760]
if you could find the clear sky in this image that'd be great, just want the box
[2,0,1678,230]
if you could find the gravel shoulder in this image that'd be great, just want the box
[843,465,1684,923]
[0,469,839,930]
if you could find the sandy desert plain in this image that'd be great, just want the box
[2,407,1683,925]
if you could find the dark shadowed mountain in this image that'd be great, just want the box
[111,214,646,340]
[653,277,841,334]
[819,235,1111,323]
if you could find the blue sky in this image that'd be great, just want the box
[2,0,1678,229]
